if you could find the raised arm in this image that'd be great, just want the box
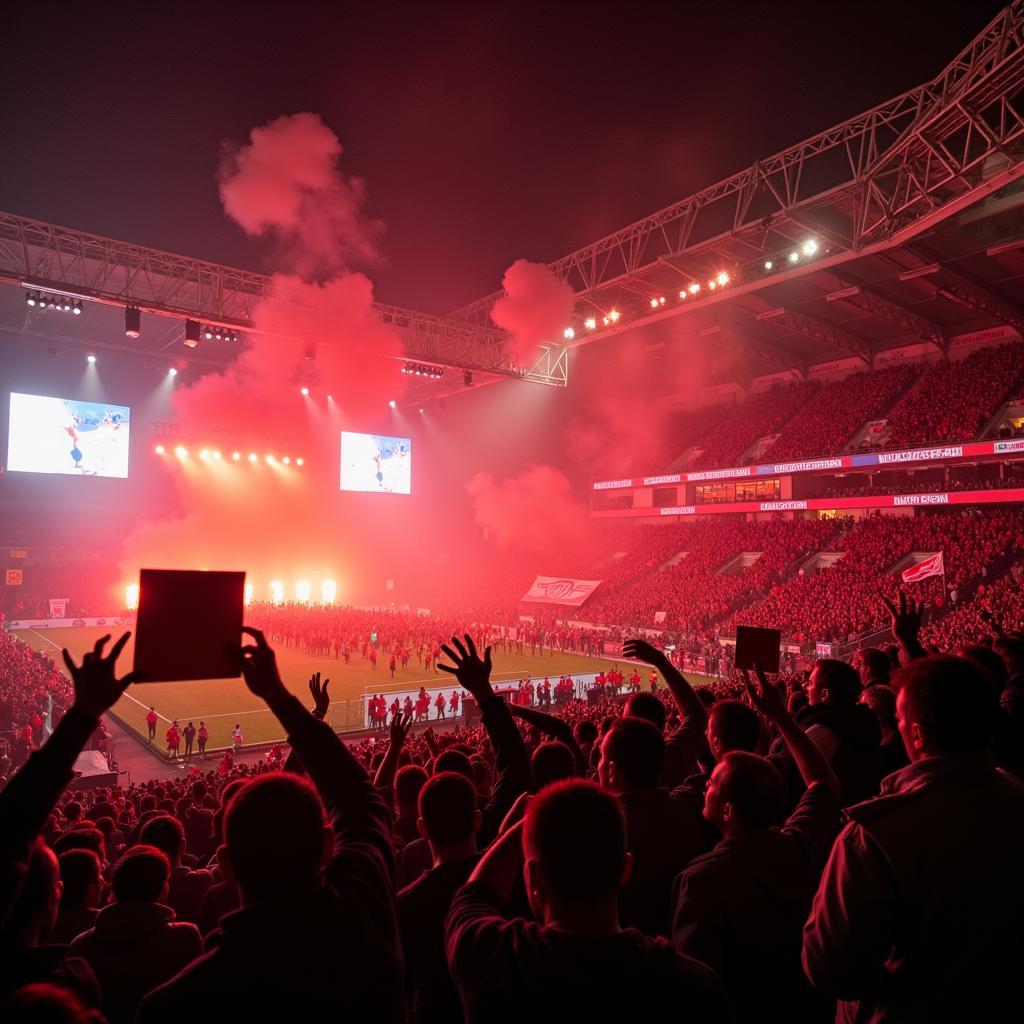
[508,702,587,774]
[230,628,395,878]
[373,710,413,791]
[623,639,708,730]
[744,666,839,794]
[0,632,144,926]
[439,635,531,844]
[881,591,927,664]
[282,671,330,775]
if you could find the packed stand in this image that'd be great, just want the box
[1,593,1022,1022]
[878,342,1024,450]
[765,365,919,462]
[732,507,1024,643]
[687,380,816,470]
[584,518,838,632]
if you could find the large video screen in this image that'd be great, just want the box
[7,392,131,478]
[340,431,411,494]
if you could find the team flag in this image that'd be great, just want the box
[901,551,944,583]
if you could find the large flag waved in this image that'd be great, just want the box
[901,551,944,584]
[522,576,602,607]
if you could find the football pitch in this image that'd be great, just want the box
[15,625,719,754]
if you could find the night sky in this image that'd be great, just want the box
[0,1,1008,314]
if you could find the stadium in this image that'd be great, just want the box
[2,3,1024,1022]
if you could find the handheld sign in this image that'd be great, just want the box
[133,569,245,682]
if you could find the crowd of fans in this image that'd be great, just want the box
[765,365,919,462]
[1,582,1022,1022]
[583,519,839,632]
[879,342,1024,451]
[733,508,1024,643]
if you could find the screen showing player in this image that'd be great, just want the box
[6,392,131,478]
[340,431,411,494]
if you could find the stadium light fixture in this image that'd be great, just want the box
[650,298,659,309]
[300,386,309,396]
[266,454,276,464]
[125,306,141,339]
[563,327,575,339]
[86,353,97,363]
[168,367,178,377]
[584,317,597,330]
[688,283,700,295]
[269,580,284,605]
[282,456,291,465]
[788,251,800,263]
[388,399,396,409]
[708,280,717,290]
[322,580,337,605]
[764,260,773,270]
[154,445,165,455]
[716,272,730,286]
[72,300,82,315]
[203,326,214,340]
[802,238,819,256]
[184,319,201,348]
[232,451,241,461]
[608,309,621,322]
[175,446,188,458]
[212,450,222,460]
[296,457,304,466]
[199,449,210,461]
[248,453,257,463]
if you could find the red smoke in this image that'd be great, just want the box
[465,464,582,550]
[218,112,383,278]
[490,259,575,368]
[120,115,406,599]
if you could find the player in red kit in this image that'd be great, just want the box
[435,692,446,719]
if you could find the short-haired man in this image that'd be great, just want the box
[138,627,403,1024]
[446,779,729,1024]
[803,655,1024,1021]
[399,771,482,1024]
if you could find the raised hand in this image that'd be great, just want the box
[438,634,493,700]
[742,664,789,722]
[389,710,413,748]
[622,638,666,666]
[881,590,924,647]
[63,632,145,719]
[309,671,331,719]
[229,627,288,704]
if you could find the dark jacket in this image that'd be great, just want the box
[138,697,404,1024]
[446,880,730,1024]
[399,855,480,1024]
[673,782,840,1022]
[803,752,1024,1022]
[69,902,202,1024]
[796,702,883,804]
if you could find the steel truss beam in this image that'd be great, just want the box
[758,309,873,365]
[450,2,1024,335]
[932,264,1024,332]
[701,324,809,378]
[828,276,946,348]
[0,211,565,387]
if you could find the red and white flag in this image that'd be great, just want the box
[901,551,944,584]
[521,576,602,607]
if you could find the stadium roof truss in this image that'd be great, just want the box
[448,1,1024,373]
[5,4,1024,392]
[0,212,566,391]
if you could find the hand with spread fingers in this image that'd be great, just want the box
[882,589,923,644]
[389,709,414,747]
[622,638,668,668]
[63,632,146,719]
[438,634,494,701]
[309,672,331,720]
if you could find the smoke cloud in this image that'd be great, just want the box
[465,464,582,550]
[218,112,383,278]
[490,259,575,368]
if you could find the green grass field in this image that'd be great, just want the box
[16,626,719,754]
